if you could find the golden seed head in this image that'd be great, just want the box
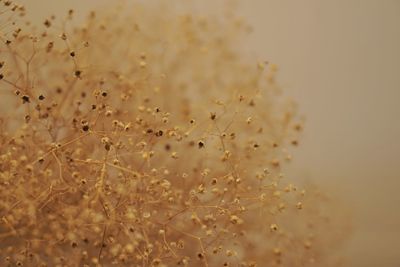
[0,3,343,266]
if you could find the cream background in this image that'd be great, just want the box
[14,1,400,266]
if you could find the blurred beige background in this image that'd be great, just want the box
[17,0,400,266]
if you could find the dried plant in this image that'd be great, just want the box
[0,1,346,266]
